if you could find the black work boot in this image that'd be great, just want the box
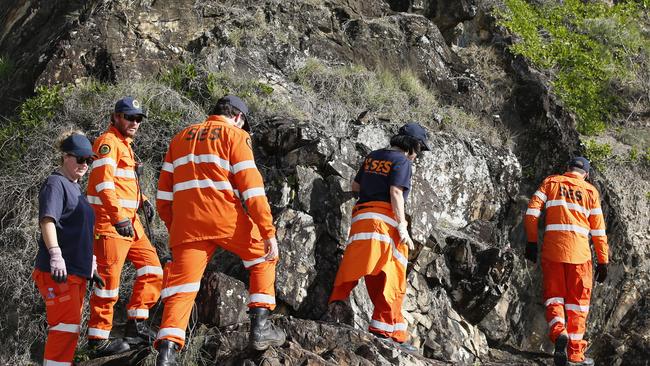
[87,338,130,358]
[569,358,594,366]
[155,340,179,366]
[554,333,569,366]
[125,318,156,345]
[248,307,286,351]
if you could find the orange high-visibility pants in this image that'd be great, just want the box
[542,259,592,363]
[33,270,86,366]
[88,234,162,339]
[155,235,277,348]
[329,201,409,343]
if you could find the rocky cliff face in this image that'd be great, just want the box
[1,0,648,365]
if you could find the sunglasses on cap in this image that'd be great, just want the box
[67,154,94,165]
[123,114,144,123]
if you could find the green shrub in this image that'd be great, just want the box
[497,0,649,135]
[584,139,612,169]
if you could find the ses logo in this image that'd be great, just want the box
[364,157,393,176]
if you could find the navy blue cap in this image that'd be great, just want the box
[398,122,431,151]
[568,156,590,173]
[217,95,250,131]
[114,96,147,117]
[61,134,96,157]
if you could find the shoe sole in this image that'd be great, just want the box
[554,335,568,366]
[250,337,287,351]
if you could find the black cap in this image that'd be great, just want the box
[568,156,590,173]
[61,134,96,157]
[398,122,431,151]
[217,95,250,132]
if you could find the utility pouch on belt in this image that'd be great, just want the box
[135,162,144,177]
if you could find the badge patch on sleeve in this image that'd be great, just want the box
[99,144,111,155]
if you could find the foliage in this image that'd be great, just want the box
[497,0,650,135]
[0,56,13,81]
[583,139,612,169]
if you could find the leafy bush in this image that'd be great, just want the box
[584,139,612,169]
[497,0,649,135]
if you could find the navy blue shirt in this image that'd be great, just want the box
[355,149,413,203]
[34,171,95,279]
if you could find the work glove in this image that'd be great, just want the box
[49,247,67,283]
[397,222,415,251]
[525,242,537,263]
[142,199,155,222]
[264,237,279,260]
[114,218,134,237]
[595,263,608,283]
[90,255,105,288]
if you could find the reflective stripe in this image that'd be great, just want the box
[95,181,115,192]
[590,207,603,215]
[88,327,110,338]
[591,229,606,236]
[568,333,584,341]
[525,208,541,217]
[94,288,119,298]
[91,157,117,170]
[50,323,80,333]
[115,168,136,179]
[545,224,590,236]
[534,190,547,202]
[545,200,590,216]
[127,309,149,318]
[232,160,257,174]
[161,282,201,299]
[351,212,398,227]
[86,196,139,209]
[544,297,564,306]
[157,190,173,201]
[136,266,163,277]
[565,304,590,312]
[174,179,233,193]
[172,153,230,171]
[249,293,276,305]
[242,256,266,268]
[548,317,565,327]
[162,162,174,173]
[241,187,266,200]
[369,319,407,332]
[157,327,186,340]
[346,232,408,268]
[44,360,71,366]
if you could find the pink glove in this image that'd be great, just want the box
[48,247,67,283]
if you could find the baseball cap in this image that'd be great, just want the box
[398,122,431,151]
[114,96,147,117]
[217,95,250,132]
[568,156,590,173]
[61,134,96,157]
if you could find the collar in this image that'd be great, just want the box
[108,125,133,144]
[206,114,234,126]
[564,171,585,180]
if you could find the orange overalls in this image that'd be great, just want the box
[329,201,409,343]
[33,271,86,366]
[155,116,277,348]
[525,172,609,363]
[86,126,162,339]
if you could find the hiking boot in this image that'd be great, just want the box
[568,358,594,366]
[321,300,353,325]
[155,340,179,366]
[554,333,569,366]
[371,332,419,355]
[87,338,130,358]
[124,318,156,345]
[248,307,286,351]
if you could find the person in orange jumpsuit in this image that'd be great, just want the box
[524,157,609,366]
[86,97,163,356]
[33,131,104,366]
[153,95,285,365]
[326,122,431,353]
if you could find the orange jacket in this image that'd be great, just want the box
[87,126,145,239]
[524,172,608,264]
[156,115,275,246]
